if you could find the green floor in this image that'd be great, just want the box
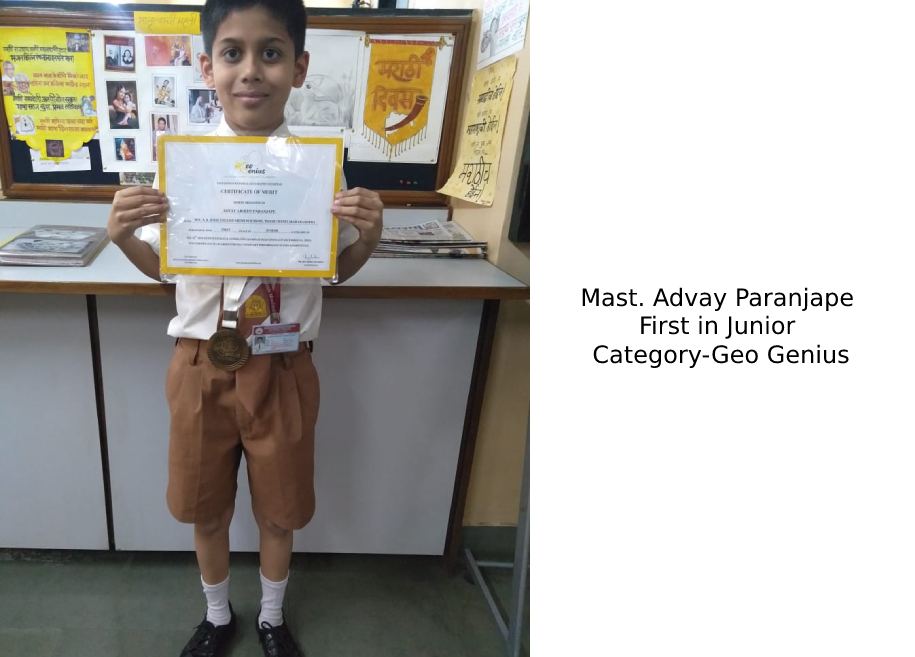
[0,549,528,657]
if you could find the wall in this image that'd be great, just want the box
[411,0,530,526]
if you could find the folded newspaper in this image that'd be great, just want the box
[374,220,487,259]
[0,225,109,266]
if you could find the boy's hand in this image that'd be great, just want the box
[107,186,168,246]
[332,188,383,247]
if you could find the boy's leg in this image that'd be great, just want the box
[195,504,235,627]
[254,513,303,657]
[256,513,294,627]
[195,503,235,585]
[241,349,317,656]
[178,504,238,656]
[257,514,294,583]
[166,339,241,655]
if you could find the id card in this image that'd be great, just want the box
[249,323,301,355]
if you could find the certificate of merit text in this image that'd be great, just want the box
[158,135,343,278]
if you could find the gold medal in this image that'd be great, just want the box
[207,328,250,371]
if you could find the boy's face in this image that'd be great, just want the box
[199,6,308,135]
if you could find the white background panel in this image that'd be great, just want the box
[99,295,479,553]
[0,294,107,549]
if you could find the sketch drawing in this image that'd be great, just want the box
[285,73,355,127]
[284,30,361,129]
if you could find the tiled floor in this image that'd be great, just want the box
[0,550,527,657]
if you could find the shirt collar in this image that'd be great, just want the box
[213,116,292,138]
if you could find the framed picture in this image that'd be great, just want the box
[104,35,135,72]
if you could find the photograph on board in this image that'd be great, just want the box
[188,88,222,125]
[145,35,193,67]
[4,61,30,95]
[81,95,96,116]
[1,59,13,95]
[13,114,35,136]
[104,35,135,72]
[107,81,139,129]
[114,137,136,161]
[151,113,176,161]
[45,139,64,157]
[192,35,205,82]
[66,31,89,53]
[154,76,176,107]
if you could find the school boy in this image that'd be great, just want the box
[106,1,383,655]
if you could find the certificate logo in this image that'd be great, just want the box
[233,154,266,175]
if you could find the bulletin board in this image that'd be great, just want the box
[0,2,471,206]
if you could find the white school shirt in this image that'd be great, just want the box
[137,117,359,341]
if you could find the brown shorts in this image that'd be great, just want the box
[164,338,319,530]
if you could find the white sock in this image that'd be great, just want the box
[201,574,232,626]
[258,570,288,627]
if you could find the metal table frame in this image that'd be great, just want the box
[463,422,529,657]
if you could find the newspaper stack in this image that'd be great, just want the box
[0,225,109,267]
[374,220,487,259]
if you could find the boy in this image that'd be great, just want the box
[106,1,383,655]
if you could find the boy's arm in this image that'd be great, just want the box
[107,185,168,282]
[332,187,384,284]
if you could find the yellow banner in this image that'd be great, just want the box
[0,27,97,160]
[134,11,200,35]
[361,39,436,159]
[439,56,516,206]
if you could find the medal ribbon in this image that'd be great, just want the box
[221,277,247,330]
[263,279,281,324]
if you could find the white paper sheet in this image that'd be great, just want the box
[478,0,529,70]
[29,146,91,173]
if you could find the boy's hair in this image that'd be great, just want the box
[201,0,308,57]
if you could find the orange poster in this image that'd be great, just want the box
[361,38,437,159]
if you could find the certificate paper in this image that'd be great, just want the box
[159,135,343,277]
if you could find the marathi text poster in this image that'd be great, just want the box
[349,34,453,164]
[439,56,517,206]
[0,27,97,160]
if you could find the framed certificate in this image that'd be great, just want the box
[158,135,343,277]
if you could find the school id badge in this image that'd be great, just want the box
[250,323,301,355]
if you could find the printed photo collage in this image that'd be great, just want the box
[91,30,217,174]
[86,28,454,176]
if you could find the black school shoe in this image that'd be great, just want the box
[256,614,304,657]
[179,604,237,657]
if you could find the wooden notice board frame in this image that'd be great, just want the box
[0,2,471,206]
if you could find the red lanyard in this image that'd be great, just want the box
[264,281,281,323]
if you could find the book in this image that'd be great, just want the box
[0,225,109,267]
[374,220,487,259]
